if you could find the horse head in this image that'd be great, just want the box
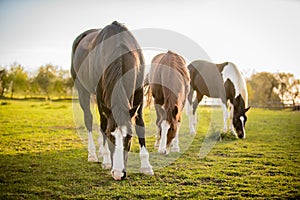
[100,103,139,180]
[233,100,250,139]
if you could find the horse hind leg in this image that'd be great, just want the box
[76,82,98,162]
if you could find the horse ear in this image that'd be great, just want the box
[245,106,251,113]
[129,105,140,118]
[172,105,179,118]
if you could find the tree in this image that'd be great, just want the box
[0,69,10,98]
[34,64,57,100]
[248,72,281,107]
[7,63,29,98]
[275,73,300,105]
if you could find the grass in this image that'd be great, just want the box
[0,100,299,199]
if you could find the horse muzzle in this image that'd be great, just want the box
[237,131,244,139]
[111,169,126,180]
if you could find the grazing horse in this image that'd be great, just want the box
[187,60,250,139]
[149,51,190,154]
[71,21,153,180]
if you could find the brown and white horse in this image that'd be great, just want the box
[187,60,250,139]
[71,21,153,180]
[148,51,190,154]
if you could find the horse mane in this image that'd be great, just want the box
[216,62,229,73]
[94,21,142,126]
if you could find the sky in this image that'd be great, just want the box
[0,0,299,78]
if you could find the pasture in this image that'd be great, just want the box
[0,100,299,199]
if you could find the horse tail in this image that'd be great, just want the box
[71,29,99,80]
[143,73,152,108]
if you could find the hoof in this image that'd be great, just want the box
[158,148,167,154]
[190,131,196,135]
[171,147,180,152]
[102,163,112,170]
[88,155,98,162]
[140,167,154,176]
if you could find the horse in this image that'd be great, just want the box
[148,51,190,154]
[186,60,250,139]
[71,21,153,180]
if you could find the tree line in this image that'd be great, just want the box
[0,63,299,107]
[0,63,73,100]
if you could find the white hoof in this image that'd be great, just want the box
[140,167,154,176]
[171,146,180,152]
[158,148,169,155]
[190,130,196,135]
[88,154,98,162]
[102,163,112,170]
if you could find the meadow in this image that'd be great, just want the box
[0,100,299,199]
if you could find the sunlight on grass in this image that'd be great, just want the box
[0,100,299,199]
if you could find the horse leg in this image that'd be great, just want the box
[190,92,203,135]
[221,102,228,133]
[171,122,181,152]
[228,102,238,138]
[97,103,111,169]
[154,103,163,148]
[135,104,154,175]
[76,81,98,162]
[187,89,195,135]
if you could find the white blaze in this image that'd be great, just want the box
[240,116,246,139]
[111,126,126,180]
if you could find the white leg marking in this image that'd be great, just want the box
[88,131,98,162]
[111,127,125,180]
[98,132,104,159]
[154,127,160,148]
[188,103,196,135]
[222,103,228,132]
[158,120,170,154]
[240,116,246,139]
[228,103,238,138]
[140,146,154,175]
[171,122,181,152]
[102,140,111,169]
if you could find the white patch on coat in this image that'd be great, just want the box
[158,120,170,154]
[111,127,125,180]
[221,63,248,107]
[240,116,246,139]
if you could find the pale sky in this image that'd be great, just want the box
[0,0,299,78]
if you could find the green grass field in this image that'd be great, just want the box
[0,100,299,199]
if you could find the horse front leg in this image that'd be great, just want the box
[135,105,154,176]
[171,122,181,152]
[154,103,163,148]
[228,102,238,138]
[98,112,111,169]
